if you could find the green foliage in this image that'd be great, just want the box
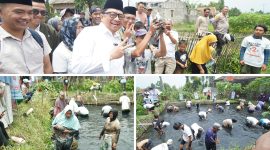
[216,81,242,99]
[229,13,270,33]
[103,78,134,93]
[216,48,241,74]
[74,0,105,11]
[244,77,270,100]
[34,81,58,98]
[229,7,241,17]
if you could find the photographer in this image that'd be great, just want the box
[124,21,167,74]
[155,20,179,74]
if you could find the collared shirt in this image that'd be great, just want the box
[159,30,179,58]
[71,23,124,74]
[196,16,210,36]
[35,24,41,32]
[213,13,229,34]
[0,27,51,74]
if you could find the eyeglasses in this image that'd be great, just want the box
[104,12,125,20]
[32,9,47,16]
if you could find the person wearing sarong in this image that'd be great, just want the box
[99,110,121,150]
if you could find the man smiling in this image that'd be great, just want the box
[0,0,52,74]
[71,0,132,74]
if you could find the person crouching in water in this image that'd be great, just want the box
[52,105,81,150]
[191,123,204,140]
[247,101,256,113]
[186,100,192,110]
[152,114,165,136]
[173,122,193,150]
[198,110,208,120]
[99,110,121,150]
[222,118,237,129]
[258,118,270,130]
[151,139,173,150]
[167,105,179,112]
[215,104,224,112]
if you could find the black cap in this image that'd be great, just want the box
[90,6,102,14]
[123,6,136,16]
[0,0,32,6]
[103,0,123,12]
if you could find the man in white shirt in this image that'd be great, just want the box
[191,123,204,139]
[71,0,132,74]
[101,105,112,118]
[240,24,270,74]
[246,116,259,127]
[155,20,179,74]
[151,139,173,150]
[198,111,208,120]
[173,122,193,150]
[119,92,131,116]
[186,100,192,110]
[223,118,237,129]
[0,0,52,74]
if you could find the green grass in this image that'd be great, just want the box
[3,92,53,150]
[173,22,214,33]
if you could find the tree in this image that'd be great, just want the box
[229,7,241,16]
[74,0,105,11]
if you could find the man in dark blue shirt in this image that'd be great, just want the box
[205,123,221,150]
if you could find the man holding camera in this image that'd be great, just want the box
[155,20,179,74]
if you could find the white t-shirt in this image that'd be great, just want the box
[143,104,154,109]
[242,35,270,67]
[186,101,192,107]
[247,117,259,126]
[53,42,72,73]
[198,111,207,119]
[191,123,203,138]
[159,30,179,58]
[162,122,170,128]
[181,124,193,142]
[119,95,130,110]
[102,105,112,114]
[223,119,233,127]
[151,143,169,150]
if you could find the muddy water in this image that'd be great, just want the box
[77,105,134,150]
[140,104,267,150]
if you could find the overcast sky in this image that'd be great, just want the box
[124,0,270,13]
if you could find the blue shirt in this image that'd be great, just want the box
[205,128,217,144]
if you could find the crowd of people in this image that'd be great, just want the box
[0,0,269,74]
[51,87,131,150]
[137,93,270,150]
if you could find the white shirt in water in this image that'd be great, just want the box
[223,119,233,128]
[102,105,112,114]
[181,124,193,142]
[198,111,207,119]
[225,101,230,106]
[186,101,192,107]
[119,95,130,110]
[144,103,155,109]
[191,123,204,139]
[162,122,170,128]
[247,117,259,126]
[69,98,79,113]
[151,143,169,150]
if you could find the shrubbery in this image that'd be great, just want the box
[229,13,270,33]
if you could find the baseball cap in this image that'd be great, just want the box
[135,29,147,37]
[213,123,222,130]
[60,91,65,96]
[90,6,102,14]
